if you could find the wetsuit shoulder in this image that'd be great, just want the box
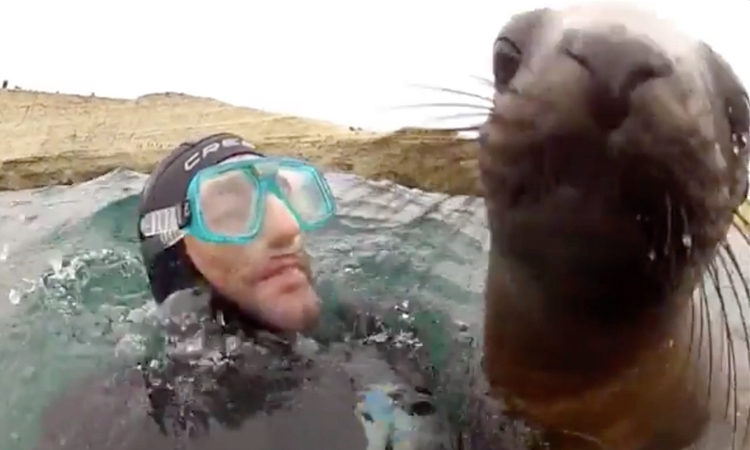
[35,367,168,450]
[36,353,370,450]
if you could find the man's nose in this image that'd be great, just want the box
[261,194,301,248]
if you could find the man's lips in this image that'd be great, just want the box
[252,255,306,284]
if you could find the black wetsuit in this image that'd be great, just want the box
[34,289,527,450]
[36,333,371,450]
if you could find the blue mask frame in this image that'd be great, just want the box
[140,156,336,245]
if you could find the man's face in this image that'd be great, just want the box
[183,157,321,333]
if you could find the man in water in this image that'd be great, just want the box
[35,132,461,450]
[137,131,329,334]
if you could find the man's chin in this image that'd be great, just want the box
[251,280,321,333]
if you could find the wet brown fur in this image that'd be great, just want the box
[468,3,750,449]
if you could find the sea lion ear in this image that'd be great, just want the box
[700,42,749,200]
[726,90,750,158]
[739,92,750,199]
[727,91,749,199]
[701,43,749,145]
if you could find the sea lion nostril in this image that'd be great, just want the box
[561,29,674,130]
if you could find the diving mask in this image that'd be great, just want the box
[139,156,336,244]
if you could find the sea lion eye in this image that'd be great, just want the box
[702,44,749,155]
[494,37,522,91]
[727,94,749,198]
[728,94,749,151]
[731,95,750,198]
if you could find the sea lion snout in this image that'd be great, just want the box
[559,29,674,131]
[479,5,744,281]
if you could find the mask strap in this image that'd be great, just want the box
[140,200,191,237]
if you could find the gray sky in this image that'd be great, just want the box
[1,0,748,130]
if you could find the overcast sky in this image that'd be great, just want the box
[1,0,748,130]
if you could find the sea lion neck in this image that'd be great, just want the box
[482,243,690,388]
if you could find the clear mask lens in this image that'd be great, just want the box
[198,170,257,237]
[195,159,331,239]
[275,167,329,224]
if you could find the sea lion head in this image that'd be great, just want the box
[478,3,749,449]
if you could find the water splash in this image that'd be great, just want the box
[8,289,20,305]
[48,251,63,275]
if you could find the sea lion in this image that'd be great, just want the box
[476,3,750,450]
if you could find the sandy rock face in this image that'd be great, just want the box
[0,90,480,196]
[2,89,746,218]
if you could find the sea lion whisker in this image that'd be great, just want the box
[720,240,750,447]
[663,194,672,257]
[706,262,737,423]
[682,289,700,405]
[421,112,492,125]
[732,214,750,248]
[405,83,493,105]
[417,125,483,133]
[697,281,706,370]
[681,207,693,258]
[719,243,750,346]
[699,282,715,404]
[734,207,750,227]
[388,102,493,112]
[685,286,695,366]
[730,223,750,270]
[402,112,490,134]
[728,325,740,447]
[716,247,750,443]
[468,74,495,89]
[664,195,680,288]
